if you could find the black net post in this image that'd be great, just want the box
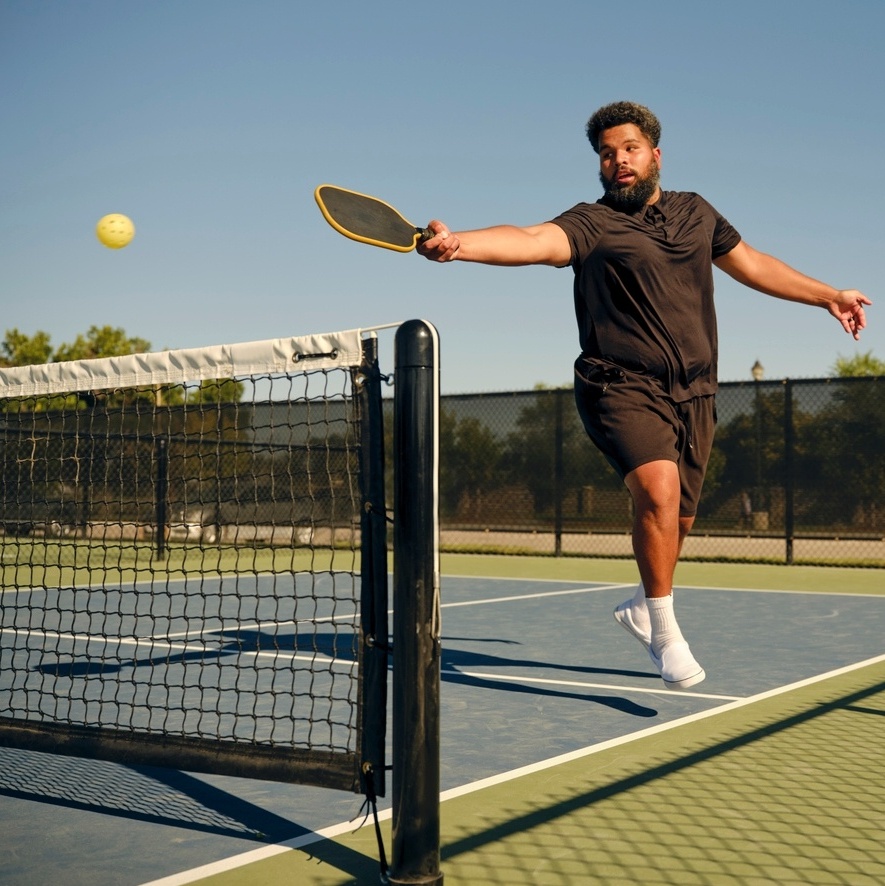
[389,320,443,886]
[356,336,389,797]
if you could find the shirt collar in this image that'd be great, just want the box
[644,190,668,220]
[599,189,668,218]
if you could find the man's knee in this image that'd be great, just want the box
[625,460,681,512]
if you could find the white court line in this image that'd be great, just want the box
[444,572,885,599]
[440,582,634,609]
[0,628,356,669]
[140,651,885,886]
[167,582,629,639]
[165,581,627,640]
[164,611,359,640]
[442,667,742,702]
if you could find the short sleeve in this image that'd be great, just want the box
[549,203,608,264]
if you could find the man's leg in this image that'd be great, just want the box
[620,459,705,689]
[624,460,682,597]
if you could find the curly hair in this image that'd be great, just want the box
[585,101,661,154]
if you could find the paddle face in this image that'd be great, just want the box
[314,185,429,253]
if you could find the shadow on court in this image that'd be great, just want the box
[0,749,307,842]
[441,669,657,717]
[33,629,356,678]
[440,636,659,717]
[0,744,389,884]
[35,629,660,721]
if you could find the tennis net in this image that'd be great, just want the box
[0,325,397,793]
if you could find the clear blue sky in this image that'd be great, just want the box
[2,0,881,392]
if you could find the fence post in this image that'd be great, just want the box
[783,379,795,565]
[553,388,565,556]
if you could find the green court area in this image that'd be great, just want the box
[441,552,885,595]
[196,655,885,884]
[0,538,345,588]
[5,544,882,596]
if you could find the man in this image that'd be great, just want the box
[417,101,871,690]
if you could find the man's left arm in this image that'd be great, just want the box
[714,241,872,340]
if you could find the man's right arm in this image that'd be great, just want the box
[417,220,572,267]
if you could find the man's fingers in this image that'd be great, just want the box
[417,221,460,261]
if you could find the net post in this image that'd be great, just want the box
[356,335,389,798]
[389,319,443,886]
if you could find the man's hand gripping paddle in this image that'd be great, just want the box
[314,184,432,253]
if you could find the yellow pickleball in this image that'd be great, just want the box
[96,213,135,249]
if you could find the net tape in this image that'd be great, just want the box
[0,329,364,397]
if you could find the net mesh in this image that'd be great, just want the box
[0,329,386,791]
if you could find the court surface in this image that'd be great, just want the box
[2,555,884,885]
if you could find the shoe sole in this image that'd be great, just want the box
[662,668,706,691]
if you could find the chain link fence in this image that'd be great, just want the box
[435,377,885,567]
[5,377,883,567]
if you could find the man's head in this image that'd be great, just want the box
[585,101,661,154]
[587,101,662,209]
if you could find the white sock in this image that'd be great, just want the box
[647,594,686,655]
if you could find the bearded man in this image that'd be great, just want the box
[417,101,871,690]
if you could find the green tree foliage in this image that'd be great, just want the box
[0,328,53,367]
[439,409,504,519]
[814,378,885,529]
[53,325,152,363]
[504,389,618,514]
[699,378,885,533]
[831,351,885,377]
[187,378,246,404]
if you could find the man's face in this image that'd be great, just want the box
[597,123,661,209]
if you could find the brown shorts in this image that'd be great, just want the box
[573,358,716,517]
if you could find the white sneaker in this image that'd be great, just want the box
[613,599,651,650]
[649,641,706,691]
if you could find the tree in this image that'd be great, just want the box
[53,325,151,363]
[0,325,189,410]
[439,411,505,519]
[812,377,885,530]
[187,378,245,404]
[831,351,885,377]
[504,388,617,516]
[0,328,53,367]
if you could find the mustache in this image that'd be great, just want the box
[613,165,637,179]
[606,163,651,187]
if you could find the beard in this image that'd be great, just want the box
[599,162,660,210]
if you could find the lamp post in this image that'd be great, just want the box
[751,360,766,531]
